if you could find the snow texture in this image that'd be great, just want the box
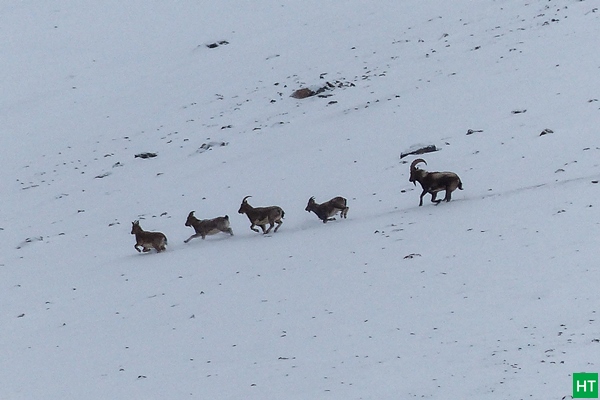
[1,0,599,399]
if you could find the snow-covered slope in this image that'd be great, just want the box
[1,1,599,399]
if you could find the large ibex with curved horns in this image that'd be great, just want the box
[409,158,463,206]
[238,196,285,234]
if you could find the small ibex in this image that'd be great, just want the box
[409,158,463,206]
[305,196,349,223]
[131,220,168,253]
[238,196,285,234]
[184,211,234,243]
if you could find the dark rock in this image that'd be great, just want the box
[135,152,158,159]
[291,80,355,99]
[466,129,483,135]
[206,40,229,49]
[290,88,315,99]
[400,145,439,159]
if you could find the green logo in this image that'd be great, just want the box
[573,373,599,398]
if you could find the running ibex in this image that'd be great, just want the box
[238,196,285,234]
[184,211,233,243]
[131,221,167,253]
[305,196,349,223]
[409,159,463,206]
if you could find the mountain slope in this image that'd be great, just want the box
[1,1,599,399]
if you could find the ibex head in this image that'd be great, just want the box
[185,211,196,227]
[409,158,427,185]
[305,196,316,212]
[238,196,252,214]
[131,220,140,234]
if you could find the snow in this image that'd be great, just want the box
[1,0,599,398]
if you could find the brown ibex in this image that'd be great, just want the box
[238,196,285,234]
[305,196,349,223]
[184,211,233,243]
[409,158,463,206]
[131,220,168,253]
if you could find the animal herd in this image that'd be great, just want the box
[131,158,462,253]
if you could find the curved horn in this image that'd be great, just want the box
[242,195,252,203]
[410,158,427,171]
